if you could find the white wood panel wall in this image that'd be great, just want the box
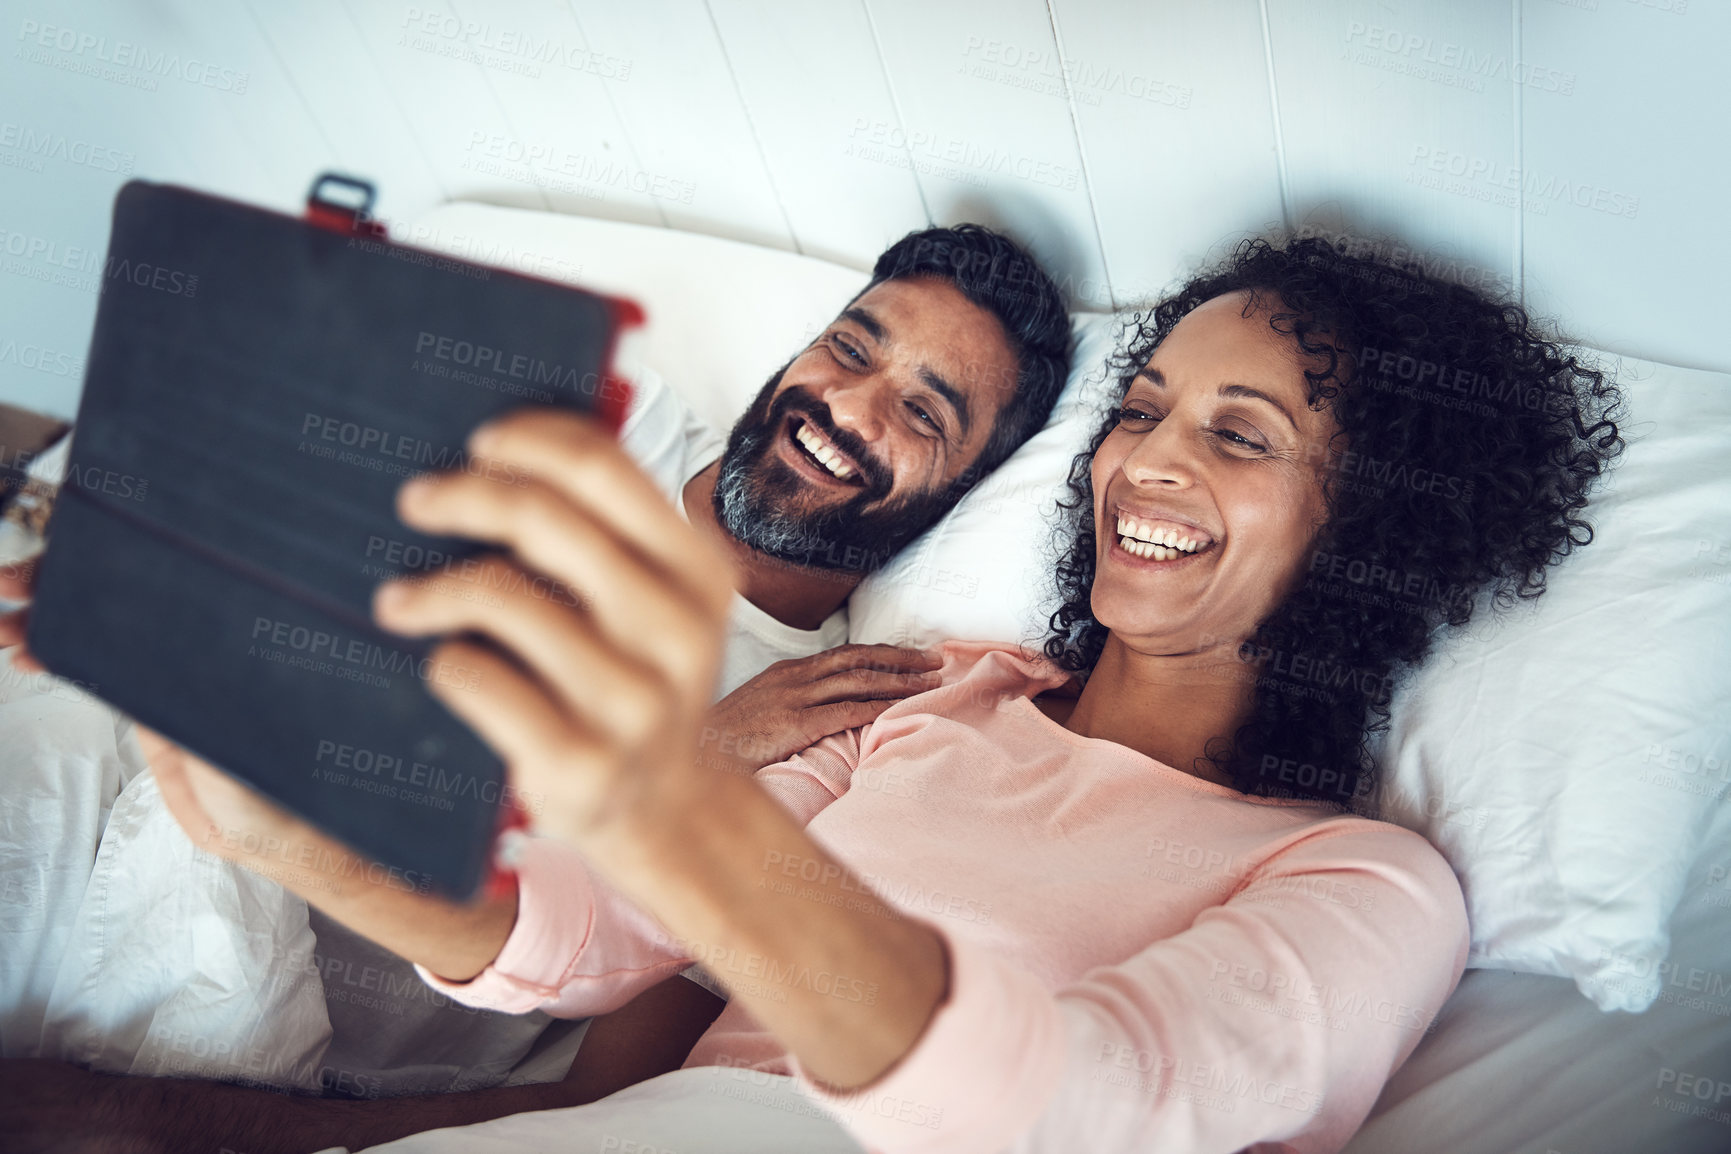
[1,0,1723,420]
[1266,0,1522,296]
[1519,0,1728,372]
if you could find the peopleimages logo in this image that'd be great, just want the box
[0,121,135,173]
[248,615,481,692]
[15,19,250,93]
[1408,145,1640,219]
[414,330,619,398]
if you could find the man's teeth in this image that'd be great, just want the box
[1115,515,1209,561]
[794,422,855,480]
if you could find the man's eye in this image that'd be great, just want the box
[907,402,937,428]
[832,335,865,363]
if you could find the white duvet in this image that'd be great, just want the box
[0,662,330,1090]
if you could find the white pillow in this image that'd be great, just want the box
[1368,353,1731,1011]
[846,312,1120,649]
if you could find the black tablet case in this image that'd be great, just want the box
[28,179,639,898]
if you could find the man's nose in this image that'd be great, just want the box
[817,375,888,443]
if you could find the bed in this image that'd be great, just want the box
[327,201,1730,1154]
[6,198,1723,1153]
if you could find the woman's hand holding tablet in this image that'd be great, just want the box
[368,406,952,1091]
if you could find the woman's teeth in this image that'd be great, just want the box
[1115,515,1210,561]
[794,422,855,480]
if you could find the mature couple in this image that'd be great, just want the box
[1,221,1621,1153]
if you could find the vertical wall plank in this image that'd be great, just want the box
[242,0,447,224]
[708,0,929,268]
[1520,0,1729,372]
[1265,0,1520,297]
[1052,0,1285,306]
[565,0,794,251]
[0,0,307,417]
[862,0,1111,309]
[331,0,664,226]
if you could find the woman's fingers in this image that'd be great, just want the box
[469,411,735,611]
[393,472,722,695]
[416,638,637,842]
[374,557,672,751]
[398,411,733,615]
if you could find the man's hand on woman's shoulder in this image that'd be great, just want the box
[701,643,942,777]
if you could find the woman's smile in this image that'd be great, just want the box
[1109,509,1219,563]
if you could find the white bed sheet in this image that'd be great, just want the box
[1343,797,1731,1154]
[322,1065,865,1154]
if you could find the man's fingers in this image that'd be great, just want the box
[1,630,43,673]
[805,666,943,705]
[374,559,675,750]
[1,561,40,665]
[801,698,900,745]
[0,557,36,602]
[799,644,942,680]
[0,608,27,650]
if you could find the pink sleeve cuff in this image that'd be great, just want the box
[414,835,598,1015]
[788,931,1067,1154]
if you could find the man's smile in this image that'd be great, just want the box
[777,415,867,488]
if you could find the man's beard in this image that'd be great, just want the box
[711,370,965,574]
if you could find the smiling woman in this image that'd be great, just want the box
[1048,236,1624,806]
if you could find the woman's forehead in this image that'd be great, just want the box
[1144,294,1305,383]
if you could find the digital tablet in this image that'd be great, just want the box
[27,175,640,898]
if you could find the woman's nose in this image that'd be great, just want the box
[1121,422,1196,488]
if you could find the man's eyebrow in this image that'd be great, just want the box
[918,367,971,440]
[1135,368,1298,431]
[839,307,886,342]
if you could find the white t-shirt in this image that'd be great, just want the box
[312,368,846,1092]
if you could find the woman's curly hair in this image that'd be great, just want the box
[1043,235,1625,807]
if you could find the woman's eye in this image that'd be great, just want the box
[1215,428,1267,452]
[1116,406,1159,427]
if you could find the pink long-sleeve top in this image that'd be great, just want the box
[418,642,1469,1154]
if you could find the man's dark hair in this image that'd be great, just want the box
[863,225,1071,487]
